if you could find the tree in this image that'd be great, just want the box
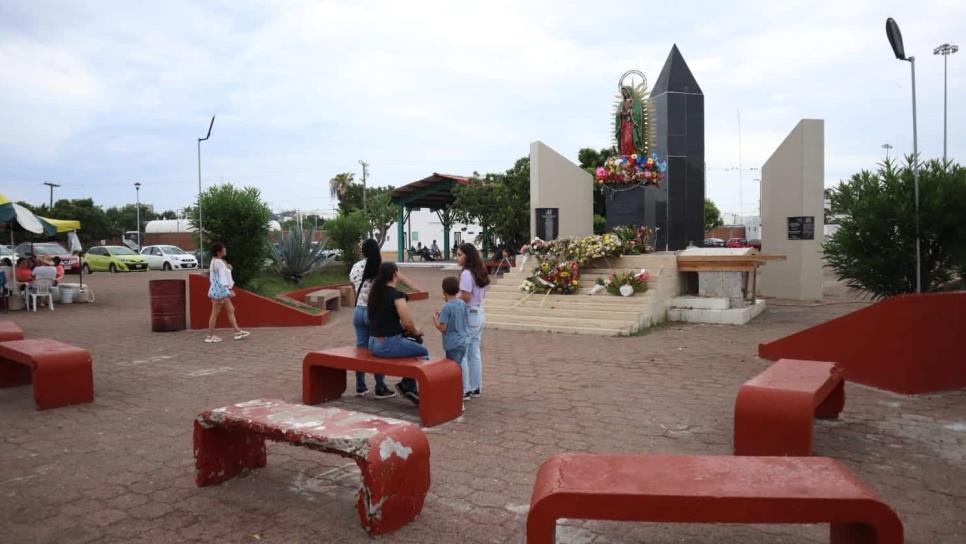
[323,210,368,274]
[578,147,616,217]
[824,158,966,298]
[363,189,397,248]
[329,172,355,211]
[452,156,530,251]
[704,198,724,232]
[189,184,273,288]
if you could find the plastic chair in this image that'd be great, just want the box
[27,278,55,312]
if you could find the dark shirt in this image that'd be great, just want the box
[369,287,408,337]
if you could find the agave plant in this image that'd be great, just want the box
[273,226,333,285]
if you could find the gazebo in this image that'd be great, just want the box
[389,173,478,262]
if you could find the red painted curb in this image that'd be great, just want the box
[188,274,328,329]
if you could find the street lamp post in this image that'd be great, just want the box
[882,143,893,161]
[134,182,142,249]
[933,43,959,163]
[197,116,215,268]
[886,17,921,293]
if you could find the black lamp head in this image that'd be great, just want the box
[886,18,906,60]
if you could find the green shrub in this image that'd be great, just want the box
[189,184,273,288]
[824,158,966,298]
[323,210,368,274]
[273,226,333,285]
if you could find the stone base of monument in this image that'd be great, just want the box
[484,254,681,336]
[668,296,767,325]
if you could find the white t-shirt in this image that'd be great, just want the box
[349,259,374,307]
[209,258,234,289]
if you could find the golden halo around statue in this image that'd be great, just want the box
[618,70,647,92]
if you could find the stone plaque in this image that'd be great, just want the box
[536,208,559,240]
[605,186,647,230]
[787,216,815,240]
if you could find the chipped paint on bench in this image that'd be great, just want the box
[193,399,430,535]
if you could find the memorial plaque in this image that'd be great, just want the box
[536,208,560,240]
[787,216,815,240]
[605,186,648,230]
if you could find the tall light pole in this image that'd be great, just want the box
[359,159,370,237]
[43,181,60,209]
[134,182,142,249]
[933,43,959,162]
[882,143,893,161]
[886,17,921,293]
[197,115,215,268]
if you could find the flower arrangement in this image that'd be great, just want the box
[612,225,655,254]
[595,268,651,297]
[520,258,580,295]
[594,153,666,187]
[520,234,624,267]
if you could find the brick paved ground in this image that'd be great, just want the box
[1,268,964,543]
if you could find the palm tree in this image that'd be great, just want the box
[329,172,355,201]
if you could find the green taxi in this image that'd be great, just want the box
[82,246,149,273]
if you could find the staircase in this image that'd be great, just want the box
[485,254,681,336]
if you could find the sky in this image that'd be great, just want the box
[1,0,964,218]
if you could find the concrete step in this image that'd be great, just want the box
[486,317,633,336]
[486,290,656,306]
[485,309,639,329]
[485,305,643,321]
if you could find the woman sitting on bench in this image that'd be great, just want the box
[367,262,428,405]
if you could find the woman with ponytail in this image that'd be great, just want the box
[349,239,396,399]
[367,261,428,405]
[456,243,489,400]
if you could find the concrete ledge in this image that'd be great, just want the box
[669,299,766,325]
[670,296,730,310]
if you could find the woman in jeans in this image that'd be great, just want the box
[349,239,396,399]
[367,262,428,405]
[456,243,489,400]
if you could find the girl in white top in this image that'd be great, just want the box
[205,242,249,343]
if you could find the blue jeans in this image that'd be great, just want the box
[353,307,387,392]
[461,307,485,394]
[369,334,429,391]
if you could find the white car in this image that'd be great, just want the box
[140,245,199,271]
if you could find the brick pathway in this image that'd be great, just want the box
[1,268,964,543]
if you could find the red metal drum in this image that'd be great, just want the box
[149,279,186,332]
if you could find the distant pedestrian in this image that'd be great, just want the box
[205,242,249,343]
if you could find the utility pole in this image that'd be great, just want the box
[43,181,60,209]
[134,182,142,249]
[197,115,215,268]
[359,160,370,237]
[933,43,959,162]
[882,143,893,161]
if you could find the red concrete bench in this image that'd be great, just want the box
[194,399,430,535]
[0,339,93,410]
[303,346,462,427]
[734,358,844,456]
[527,453,903,544]
[0,321,24,342]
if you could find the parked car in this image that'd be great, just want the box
[703,238,725,248]
[82,246,149,273]
[726,238,753,248]
[15,242,80,272]
[748,239,762,251]
[140,245,199,270]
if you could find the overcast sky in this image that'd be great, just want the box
[2,0,963,217]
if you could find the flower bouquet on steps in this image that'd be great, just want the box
[594,268,651,297]
[520,258,581,295]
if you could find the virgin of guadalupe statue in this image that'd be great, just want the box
[614,86,645,156]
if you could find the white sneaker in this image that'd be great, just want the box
[234,330,251,340]
[205,335,223,343]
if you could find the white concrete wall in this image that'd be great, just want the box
[760,119,825,300]
[392,208,480,252]
[529,141,593,240]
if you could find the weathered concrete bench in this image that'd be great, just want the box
[194,399,430,535]
[0,321,24,342]
[0,339,93,410]
[734,358,844,456]
[527,453,903,544]
[305,288,341,311]
[303,346,462,427]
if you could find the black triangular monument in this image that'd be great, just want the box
[648,44,705,250]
